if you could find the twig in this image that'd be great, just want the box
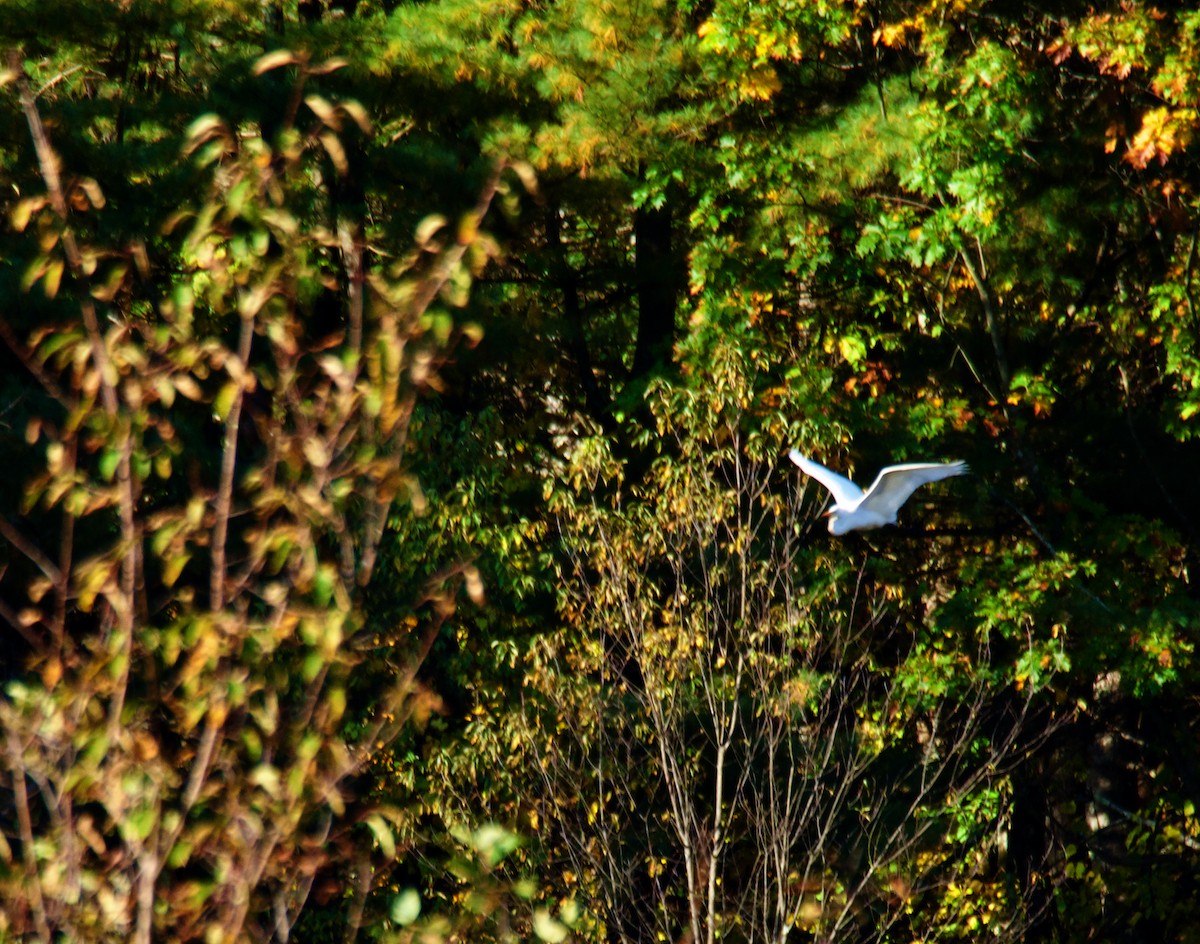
[0,518,63,587]
[0,318,71,404]
[5,728,53,944]
[210,314,254,610]
[9,51,118,417]
[35,63,87,99]
[11,51,141,744]
[959,239,1010,391]
[408,161,506,317]
[1094,794,1200,851]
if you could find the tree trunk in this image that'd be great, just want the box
[631,197,682,379]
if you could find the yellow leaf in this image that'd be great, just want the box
[42,657,62,688]
[162,551,191,587]
[303,437,330,469]
[1126,106,1184,169]
[738,65,782,101]
[874,20,918,48]
[11,197,46,232]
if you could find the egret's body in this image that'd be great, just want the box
[789,450,968,535]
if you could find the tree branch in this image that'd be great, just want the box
[210,314,255,611]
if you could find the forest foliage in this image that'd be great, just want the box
[1,1,1198,942]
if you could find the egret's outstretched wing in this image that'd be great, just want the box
[788,450,864,507]
[859,461,968,518]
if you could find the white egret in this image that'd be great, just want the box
[789,449,968,535]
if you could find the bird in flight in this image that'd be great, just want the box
[788,450,968,535]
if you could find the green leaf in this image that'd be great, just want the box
[837,334,867,366]
[390,888,421,926]
[473,823,520,867]
[514,877,538,900]
[128,806,157,842]
[98,448,120,482]
[167,840,193,869]
[302,650,323,683]
[213,382,239,421]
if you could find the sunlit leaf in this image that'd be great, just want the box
[319,130,349,175]
[77,177,106,210]
[305,94,339,128]
[42,258,65,299]
[415,214,447,248]
[91,262,128,302]
[253,49,299,75]
[533,909,569,943]
[366,813,396,859]
[162,551,191,588]
[339,98,372,133]
[309,56,349,76]
[213,382,240,422]
[183,113,228,155]
[11,197,46,232]
[303,437,330,469]
[473,823,520,867]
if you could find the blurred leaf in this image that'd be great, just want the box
[253,49,299,75]
[533,909,569,943]
[42,258,64,299]
[473,823,520,867]
[213,382,239,422]
[91,262,128,302]
[11,197,46,232]
[319,130,349,175]
[310,56,349,76]
[391,888,421,926]
[305,94,340,128]
[366,813,397,859]
[415,214,448,248]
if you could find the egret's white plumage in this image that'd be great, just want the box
[789,450,968,535]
